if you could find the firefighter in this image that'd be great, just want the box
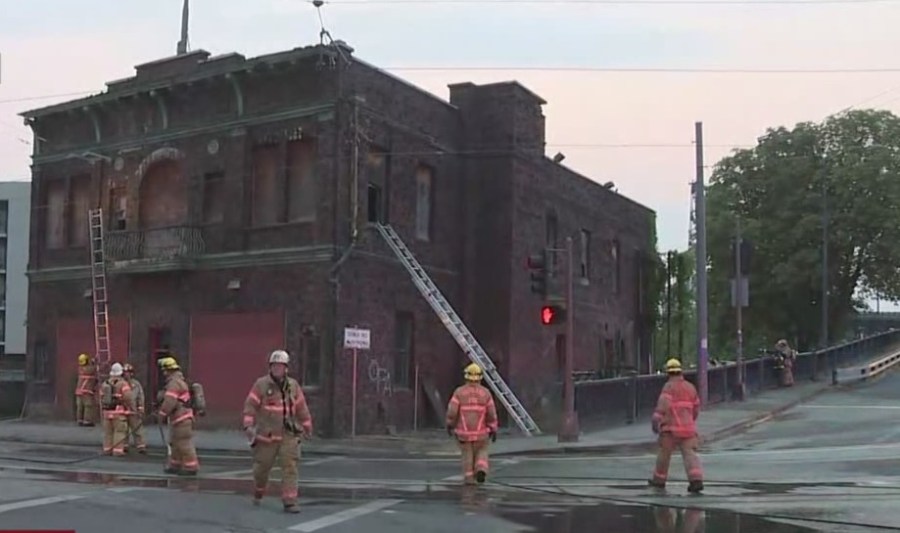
[75,353,97,426]
[100,362,135,456]
[445,363,498,485]
[648,358,704,494]
[776,339,796,387]
[122,363,147,454]
[242,350,312,514]
[156,356,199,476]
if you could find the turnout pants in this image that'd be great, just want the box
[125,414,147,451]
[652,433,703,485]
[76,395,96,425]
[102,413,128,456]
[458,440,490,484]
[167,420,199,472]
[252,435,300,506]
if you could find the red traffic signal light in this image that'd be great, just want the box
[541,305,566,325]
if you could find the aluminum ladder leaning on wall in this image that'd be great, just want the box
[374,223,541,436]
[88,209,112,370]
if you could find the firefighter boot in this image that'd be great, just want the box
[252,487,264,506]
[648,479,666,489]
[475,471,487,484]
[284,504,301,514]
[688,480,704,494]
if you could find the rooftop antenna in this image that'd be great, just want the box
[313,0,350,69]
[176,0,190,55]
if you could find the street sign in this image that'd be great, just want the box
[344,327,370,350]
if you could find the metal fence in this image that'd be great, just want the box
[105,226,205,262]
[574,329,900,427]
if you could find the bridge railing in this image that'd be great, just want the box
[573,328,900,427]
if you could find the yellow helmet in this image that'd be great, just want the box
[78,353,90,366]
[665,358,683,374]
[464,363,483,381]
[157,357,180,371]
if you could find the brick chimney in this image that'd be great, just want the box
[449,81,546,157]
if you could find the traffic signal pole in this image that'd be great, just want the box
[558,236,579,442]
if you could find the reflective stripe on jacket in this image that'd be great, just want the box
[158,371,194,426]
[104,377,136,418]
[652,376,700,439]
[242,375,313,441]
[76,364,97,396]
[445,383,498,443]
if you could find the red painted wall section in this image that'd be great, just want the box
[189,311,285,420]
[55,317,131,418]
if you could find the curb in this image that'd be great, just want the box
[0,386,832,460]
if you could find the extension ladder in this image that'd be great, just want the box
[88,209,111,368]
[374,223,541,436]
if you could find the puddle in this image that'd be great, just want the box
[496,502,820,532]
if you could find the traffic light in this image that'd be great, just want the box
[541,305,566,325]
[527,250,549,296]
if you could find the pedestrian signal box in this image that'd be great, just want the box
[541,305,566,325]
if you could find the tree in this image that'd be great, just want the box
[706,109,900,353]
[653,249,697,368]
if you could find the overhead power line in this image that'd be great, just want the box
[0,91,97,105]
[320,0,898,4]
[386,66,900,74]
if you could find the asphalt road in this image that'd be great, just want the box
[3,372,900,532]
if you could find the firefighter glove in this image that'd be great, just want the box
[651,419,660,435]
[489,429,497,443]
[446,425,453,437]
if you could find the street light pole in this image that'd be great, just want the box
[558,236,579,442]
[695,121,710,405]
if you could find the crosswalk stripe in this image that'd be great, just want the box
[288,499,404,532]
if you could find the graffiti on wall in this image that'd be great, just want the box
[368,358,393,397]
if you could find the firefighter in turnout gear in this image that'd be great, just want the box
[75,353,97,426]
[122,364,147,454]
[100,362,135,456]
[446,363,499,485]
[649,358,704,493]
[775,339,796,387]
[242,350,312,514]
[157,356,200,475]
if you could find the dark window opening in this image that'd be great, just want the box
[202,172,226,225]
[302,331,322,387]
[394,312,414,388]
[33,340,49,382]
[580,229,591,280]
[109,187,127,231]
[251,144,281,226]
[612,239,621,293]
[368,183,383,223]
[68,175,91,247]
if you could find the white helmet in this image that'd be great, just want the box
[269,350,290,365]
[109,363,124,377]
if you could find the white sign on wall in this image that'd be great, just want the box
[343,327,371,350]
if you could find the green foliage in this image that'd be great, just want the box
[705,109,900,352]
[653,249,697,369]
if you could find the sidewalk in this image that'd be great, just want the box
[0,380,829,458]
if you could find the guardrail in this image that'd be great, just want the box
[573,328,900,427]
[834,346,900,384]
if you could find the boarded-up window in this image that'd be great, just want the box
[251,144,280,226]
[202,172,225,225]
[580,229,591,280]
[394,312,414,388]
[69,175,91,247]
[109,187,127,231]
[415,165,432,241]
[612,239,621,293]
[367,148,388,223]
[45,180,66,249]
[286,139,316,222]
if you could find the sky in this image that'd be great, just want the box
[1,0,899,307]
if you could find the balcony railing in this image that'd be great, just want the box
[105,226,205,264]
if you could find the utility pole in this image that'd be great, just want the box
[820,176,829,350]
[694,122,709,405]
[734,219,746,399]
[558,236,579,442]
[176,0,190,55]
[666,251,673,357]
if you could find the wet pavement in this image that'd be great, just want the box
[4,372,900,531]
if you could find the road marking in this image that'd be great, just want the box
[442,474,463,482]
[210,468,254,478]
[288,499,403,531]
[305,457,340,466]
[799,404,900,410]
[0,494,85,514]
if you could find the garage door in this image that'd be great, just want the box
[189,311,285,420]
[56,317,130,418]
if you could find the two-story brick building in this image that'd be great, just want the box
[21,42,656,435]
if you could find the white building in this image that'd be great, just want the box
[0,181,30,356]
